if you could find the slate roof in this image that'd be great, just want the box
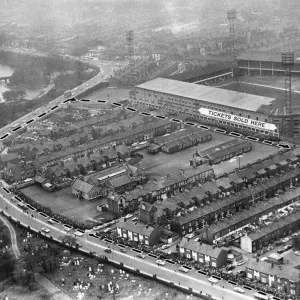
[179,238,227,258]
[117,220,156,237]
[72,178,94,193]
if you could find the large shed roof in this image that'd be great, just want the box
[136,78,275,112]
[237,51,300,64]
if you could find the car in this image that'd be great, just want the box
[208,277,218,284]
[131,217,138,222]
[237,260,246,266]
[277,248,285,254]
[120,248,127,253]
[104,248,112,253]
[161,244,170,250]
[137,253,146,259]
[234,287,245,294]
[283,245,292,251]
[226,265,235,271]
[156,260,165,266]
[74,231,84,237]
[41,227,50,233]
[294,251,300,256]
[124,214,133,219]
[186,232,196,239]
[178,266,189,273]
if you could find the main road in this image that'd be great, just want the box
[0,57,117,139]
[0,189,256,300]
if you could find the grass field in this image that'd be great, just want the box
[215,76,300,113]
[20,185,107,225]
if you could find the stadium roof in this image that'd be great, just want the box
[136,78,275,112]
[237,51,300,64]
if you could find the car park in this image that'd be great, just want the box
[234,287,245,294]
[156,260,165,266]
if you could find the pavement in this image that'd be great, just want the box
[0,190,257,300]
[0,214,20,259]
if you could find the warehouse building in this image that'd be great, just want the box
[131,77,279,137]
[198,139,252,165]
[150,127,212,154]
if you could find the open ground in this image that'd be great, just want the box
[20,185,107,225]
[139,131,282,177]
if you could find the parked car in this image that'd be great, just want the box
[41,227,50,233]
[294,251,300,256]
[208,277,218,284]
[137,253,146,259]
[237,260,246,266]
[234,287,245,294]
[178,266,189,273]
[74,231,84,237]
[120,248,127,253]
[161,244,170,250]
[156,260,165,266]
[105,248,112,253]
[277,248,285,254]
[124,214,133,219]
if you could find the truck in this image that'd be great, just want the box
[64,90,72,99]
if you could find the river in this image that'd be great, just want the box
[0,63,43,103]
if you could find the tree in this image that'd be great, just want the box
[59,234,77,247]
[0,251,15,279]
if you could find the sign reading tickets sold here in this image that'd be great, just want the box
[199,108,277,131]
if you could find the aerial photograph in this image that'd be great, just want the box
[2,0,300,299]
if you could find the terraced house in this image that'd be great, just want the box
[178,237,228,268]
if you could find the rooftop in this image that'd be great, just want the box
[117,220,156,237]
[246,259,300,282]
[247,210,300,241]
[179,238,227,258]
[237,51,300,64]
[136,78,275,112]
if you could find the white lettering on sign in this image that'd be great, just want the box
[199,108,277,131]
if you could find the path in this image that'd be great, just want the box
[0,215,21,259]
[0,214,74,300]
